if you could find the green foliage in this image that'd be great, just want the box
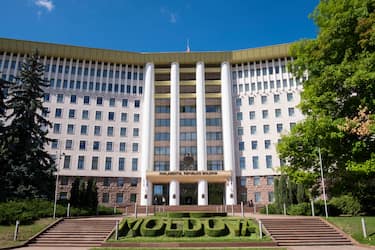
[205,219,229,237]
[1,52,55,201]
[165,220,183,237]
[140,218,166,237]
[329,195,362,216]
[288,203,312,216]
[259,203,280,214]
[69,177,98,212]
[183,218,204,237]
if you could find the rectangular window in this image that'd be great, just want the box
[262,110,268,119]
[81,110,89,120]
[251,140,258,150]
[53,123,61,133]
[240,157,246,169]
[65,140,73,150]
[83,96,90,104]
[261,95,267,104]
[109,98,116,107]
[132,158,138,171]
[250,125,256,135]
[107,126,114,136]
[116,193,123,204]
[255,192,261,202]
[63,155,71,169]
[275,109,282,118]
[268,191,274,202]
[267,176,274,185]
[288,107,295,116]
[70,95,76,103]
[79,140,86,150]
[94,126,101,136]
[277,123,283,133]
[96,97,103,105]
[239,142,245,151]
[132,143,139,152]
[118,157,125,171]
[108,112,115,121]
[55,108,62,118]
[274,94,280,103]
[57,94,64,103]
[77,156,84,169]
[252,156,259,169]
[263,125,270,134]
[93,141,100,151]
[92,156,99,170]
[68,109,75,118]
[80,125,88,135]
[106,142,113,151]
[249,111,255,120]
[235,98,242,107]
[103,177,110,186]
[121,113,128,122]
[237,112,243,121]
[265,140,271,149]
[130,193,137,203]
[102,193,109,203]
[105,157,112,170]
[117,177,124,187]
[95,111,102,120]
[248,96,254,105]
[266,155,273,168]
[240,176,246,187]
[237,127,244,136]
[287,93,293,101]
[253,176,260,186]
[134,100,140,108]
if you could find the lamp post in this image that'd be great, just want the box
[318,147,328,218]
[53,150,64,219]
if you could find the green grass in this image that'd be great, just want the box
[327,216,375,245]
[93,248,284,250]
[0,218,55,249]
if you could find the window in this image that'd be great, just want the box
[240,177,246,187]
[261,95,267,104]
[83,96,90,104]
[67,124,74,134]
[207,146,223,155]
[250,126,256,135]
[267,176,274,185]
[240,157,246,169]
[93,141,100,151]
[253,176,260,186]
[59,192,68,200]
[116,193,123,203]
[134,100,140,108]
[94,126,101,136]
[255,192,261,202]
[237,112,243,121]
[96,97,103,105]
[57,94,64,103]
[206,118,221,126]
[118,157,125,171]
[120,127,127,137]
[51,139,59,149]
[55,108,62,118]
[262,110,268,119]
[252,156,259,169]
[288,107,295,116]
[79,140,86,150]
[132,158,138,171]
[82,110,89,119]
[92,156,99,170]
[106,142,113,151]
[65,139,73,150]
[95,111,102,120]
[70,95,76,104]
[235,98,241,107]
[132,143,139,152]
[181,132,197,140]
[43,93,50,102]
[121,99,128,107]
[156,119,170,127]
[102,193,109,203]
[156,106,170,113]
[107,126,114,136]
[155,132,170,141]
[131,178,138,186]
[119,142,126,152]
[287,93,293,101]
[60,176,69,185]
[266,155,273,168]
[263,125,270,134]
[117,177,124,187]
[80,125,88,135]
[181,118,197,126]
[248,96,254,105]
[130,193,137,203]
[290,122,296,130]
[134,114,140,122]
[251,140,258,150]
[207,160,223,170]
[77,156,85,169]
[63,155,71,169]
[249,111,255,120]
[277,123,283,133]
[67,109,75,118]
[237,127,244,136]
[109,98,115,107]
[105,157,112,170]
[103,177,110,187]
[265,140,271,149]
[121,113,128,122]
[239,142,245,151]
[274,94,280,103]
[53,123,61,133]
[108,112,115,121]
[268,191,274,202]
[275,109,282,118]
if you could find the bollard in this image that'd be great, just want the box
[311,200,315,217]
[67,203,70,217]
[266,204,269,216]
[283,203,286,216]
[135,203,138,218]
[115,221,119,240]
[253,203,256,214]
[241,202,244,218]
[361,218,367,238]
[125,207,128,216]
[14,220,20,241]
[146,204,148,216]
[231,204,234,216]
[114,205,117,215]
[258,220,262,239]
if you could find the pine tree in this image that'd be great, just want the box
[5,52,55,199]
[69,178,81,207]
[0,79,10,201]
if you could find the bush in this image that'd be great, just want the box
[128,218,143,237]
[140,218,166,236]
[259,203,280,214]
[183,218,204,237]
[165,220,183,237]
[329,195,361,216]
[288,202,311,216]
[205,219,229,237]
[190,212,227,218]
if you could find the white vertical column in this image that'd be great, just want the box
[169,62,180,206]
[140,62,154,206]
[221,62,237,205]
[196,61,208,206]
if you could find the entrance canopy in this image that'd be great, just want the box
[146,170,232,183]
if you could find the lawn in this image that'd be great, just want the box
[93,248,284,250]
[327,216,375,245]
[0,218,55,249]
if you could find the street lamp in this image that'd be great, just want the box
[53,150,65,219]
[318,147,328,218]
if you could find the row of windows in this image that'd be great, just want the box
[239,191,274,203]
[59,176,138,187]
[233,79,302,93]
[51,109,140,122]
[52,139,139,152]
[156,118,222,127]
[44,94,139,108]
[239,155,273,169]
[237,123,296,136]
[154,146,223,155]
[156,105,221,113]
[239,176,274,186]
[152,160,224,171]
[236,108,295,121]
[62,155,138,171]
[60,192,137,204]
[236,93,294,107]
[52,124,139,137]
[155,132,222,141]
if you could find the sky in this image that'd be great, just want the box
[0,0,320,53]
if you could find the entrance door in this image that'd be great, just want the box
[180,183,198,205]
[208,183,225,205]
[153,184,169,205]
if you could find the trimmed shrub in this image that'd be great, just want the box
[205,219,229,237]
[140,218,166,236]
[183,218,204,237]
[128,218,144,237]
[329,195,361,216]
[190,212,227,218]
[165,219,183,237]
[288,202,311,216]
[118,219,130,236]
[168,212,190,218]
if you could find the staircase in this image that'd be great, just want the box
[261,217,352,246]
[28,218,117,247]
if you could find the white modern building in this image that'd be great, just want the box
[0,38,305,207]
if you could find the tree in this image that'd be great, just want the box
[278,0,375,213]
[4,51,55,200]
[69,178,81,207]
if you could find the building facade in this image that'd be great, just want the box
[0,38,305,207]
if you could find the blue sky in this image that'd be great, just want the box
[0,0,319,52]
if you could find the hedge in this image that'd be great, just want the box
[140,218,166,236]
[165,220,183,237]
[183,218,204,237]
[205,218,229,237]
[128,218,144,237]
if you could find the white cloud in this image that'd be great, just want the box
[34,0,54,12]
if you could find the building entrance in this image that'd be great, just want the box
[208,183,225,205]
[153,184,169,205]
[180,183,198,205]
